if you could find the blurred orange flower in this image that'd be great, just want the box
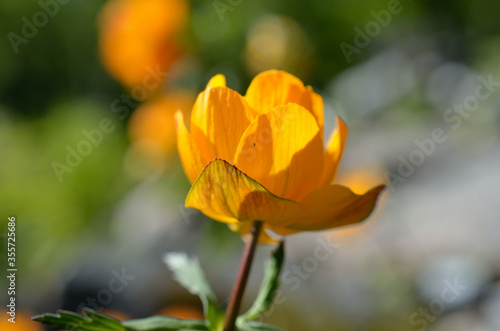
[244,15,313,79]
[0,310,43,331]
[175,70,385,241]
[129,90,195,154]
[100,309,131,321]
[156,304,204,320]
[98,0,189,98]
[125,90,195,177]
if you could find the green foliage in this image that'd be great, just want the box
[238,321,284,331]
[164,252,225,330]
[33,308,286,331]
[34,244,287,330]
[33,308,126,331]
[33,308,209,331]
[0,102,131,291]
[123,316,208,331]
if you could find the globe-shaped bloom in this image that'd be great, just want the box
[175,70,385,242]
[98,0,188,97]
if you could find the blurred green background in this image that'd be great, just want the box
[1,0,500,330]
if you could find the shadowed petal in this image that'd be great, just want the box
[186,159,301,224]
[174,110,206,183]
[320,116,348,186]
[228,223,279,244]
[300,86,324,135]
[272,184,385,233]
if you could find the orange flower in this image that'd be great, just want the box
[156,305,204,320]
[0,310,43,331]
[128,90,195,154]
[126,90,195,177]
[175,70,385,241]
[98,0,188,97]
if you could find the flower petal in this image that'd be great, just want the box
[206,74,226,88]
[300,86,324,136]
[235,103,324,201]
[245,70,305,116]
[273,184,385,233]
[320,116,348,186]
[228,223,279,244]
[186,159,301,224]
[190,87,253,164]
[174,110,206,183]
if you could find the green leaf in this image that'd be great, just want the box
[163,252,217,302]
[123,316,208,330]
[237,242,285,324]
[33,308,209,331]
[237,321,284,331]
[32,308,125,331]
[163,252,224,330]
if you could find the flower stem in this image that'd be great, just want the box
[223,221,263,331]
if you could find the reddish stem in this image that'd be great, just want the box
[223,221,263,331]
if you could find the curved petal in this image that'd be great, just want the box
[245,70,305,117]
[185,159,301,224]
[320,116,348,186]
[190,87,253,164]
[174,110,207,183]
[299,86,324,134]
[273,184,385,234]
[235,103,324,201]
[206,74,226,88]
